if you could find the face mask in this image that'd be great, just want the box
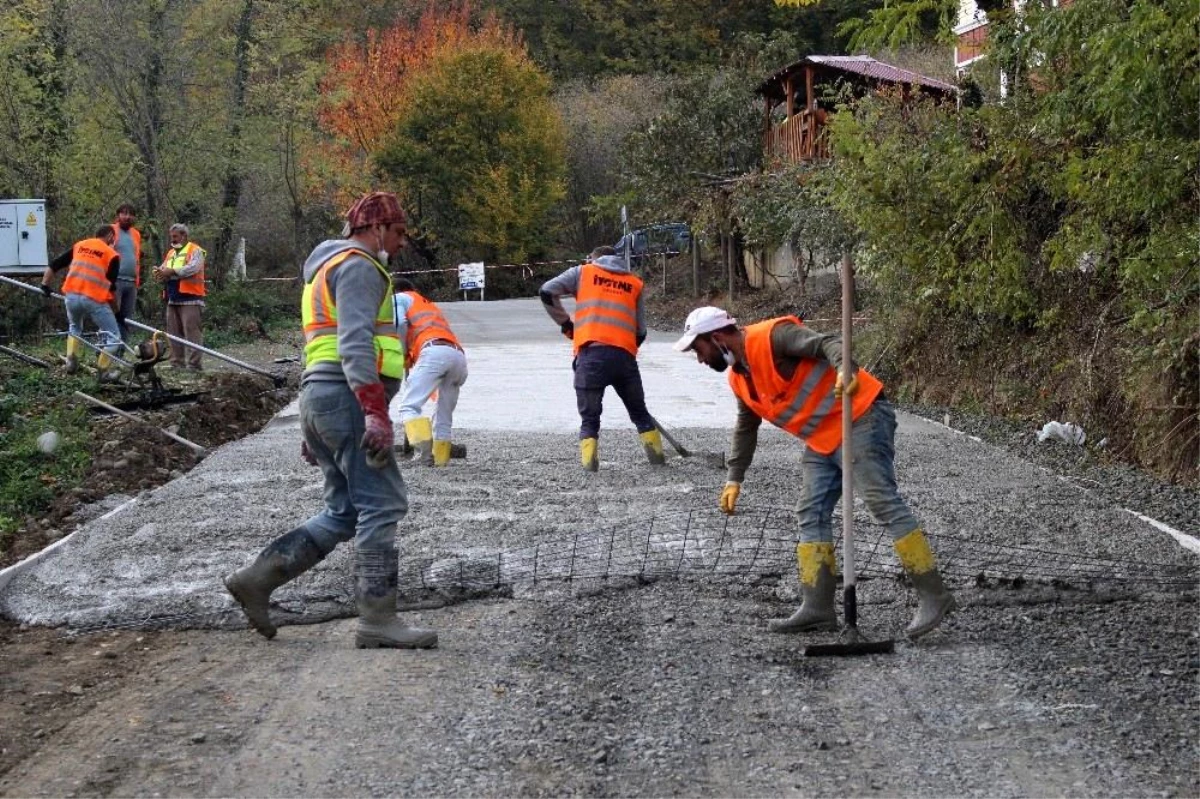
[719,345,736,367]
[375,227,390,264]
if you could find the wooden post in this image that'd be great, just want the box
[661,253,667,296]
[726,230,735,302]
[785,76,794,119]
[692,236,700,298]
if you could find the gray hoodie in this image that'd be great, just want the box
[539,255,646,339]
[301,239,398,395]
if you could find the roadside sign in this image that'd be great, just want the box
[458,262,485,290]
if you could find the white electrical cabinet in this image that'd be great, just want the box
[0,199,49,275]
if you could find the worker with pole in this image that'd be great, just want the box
[39,225,125,382]
[224,190,437,649]
[673,306,955,640]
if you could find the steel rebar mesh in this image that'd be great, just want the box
[400,506,1199,595]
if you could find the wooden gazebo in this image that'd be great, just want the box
[756,55,958,164]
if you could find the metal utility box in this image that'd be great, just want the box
[0,199,49,275]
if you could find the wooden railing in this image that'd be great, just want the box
[763,110,831,164]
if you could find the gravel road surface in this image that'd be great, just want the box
[1,298,1195,797]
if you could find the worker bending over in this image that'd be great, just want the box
[40,225,125,382]
[392,277,468,466]
[674,306,955,640]
[540,245,665,471]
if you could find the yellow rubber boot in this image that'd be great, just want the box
[403,417,433,466]
[894,529,956,639]
[580,438,598,472]
[639,429,666,465]
[431,440,452,467]
[769,542,838,633]
[65,336,79,374]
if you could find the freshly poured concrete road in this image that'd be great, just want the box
[1,299,1197,798]
[404,297,737,431]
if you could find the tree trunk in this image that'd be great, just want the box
[211,0,255,291]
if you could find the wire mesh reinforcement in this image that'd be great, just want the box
[60,507,1198,636]
[401,506,1199,595]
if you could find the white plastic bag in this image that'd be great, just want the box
[1036,421,1086,446]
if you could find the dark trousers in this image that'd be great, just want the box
[573,344,655,439]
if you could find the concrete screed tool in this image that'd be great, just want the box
[804,255,896,658]
[649,414,725,469]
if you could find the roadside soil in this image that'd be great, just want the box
[0,337,300,782]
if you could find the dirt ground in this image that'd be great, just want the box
[0,340,299,784]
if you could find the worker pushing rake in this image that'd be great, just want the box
[672,263,955,651]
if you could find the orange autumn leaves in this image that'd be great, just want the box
[314,3,525,207]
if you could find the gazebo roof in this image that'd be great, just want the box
[756,55,957,103]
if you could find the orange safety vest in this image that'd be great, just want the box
[573,262,642,356]
[162,241,206,297]
[62,238,117,303]
[111,223,142,286]
[402,291,459,367]
[728,316,883,456]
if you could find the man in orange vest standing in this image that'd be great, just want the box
[674,306,955,640]
[39,225,125,381]
[225,190,437,650]
[392,277,468,467]
[152,223,206,371]
[540,245,666,471]
[110,203,143,341]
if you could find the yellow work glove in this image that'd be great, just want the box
[834,370,859,399]
[719,481,741,515]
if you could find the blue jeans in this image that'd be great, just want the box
[64,293,123,358]
[797,399,919,544]
[114,280,137,340]
[299,381,408,552]
[574,344,655,438]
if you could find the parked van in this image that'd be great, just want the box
[613,223,691,266]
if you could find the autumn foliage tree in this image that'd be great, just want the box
[375,40,566,267]
[315,3,522,206]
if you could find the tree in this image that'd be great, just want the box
[375,41,567,265]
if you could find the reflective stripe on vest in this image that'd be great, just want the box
[62,238,117,303]
[112,224,142,286]
[573,262,642,356]
[402,292,459,367]
[164,241,206,296]
[727,316,883,456]
[300,248,404,379]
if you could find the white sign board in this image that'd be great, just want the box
[458,262,485,290]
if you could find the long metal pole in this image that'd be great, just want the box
[73,390,207,455]
[0,273,282,384]
[840,252,858,629]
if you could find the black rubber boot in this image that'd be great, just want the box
[224,526,326,639]
[355,547,438,649]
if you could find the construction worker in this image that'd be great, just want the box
[540,245,665,471]
[673,306,955,640]
[392,277,468,467]
[39,225,124,381]
[224,191,437,650]
[153,223,206,370]
[110,203,143,341]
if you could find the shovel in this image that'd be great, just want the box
[804,254,895,658]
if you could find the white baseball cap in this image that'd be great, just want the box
[673,306,737,351]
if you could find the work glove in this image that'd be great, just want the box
[560,320,574,340]
[40,283,53,298]
[719,481,741,515]
[834,370,859,399]
[300,440,318,467]
[353,382,394,469]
